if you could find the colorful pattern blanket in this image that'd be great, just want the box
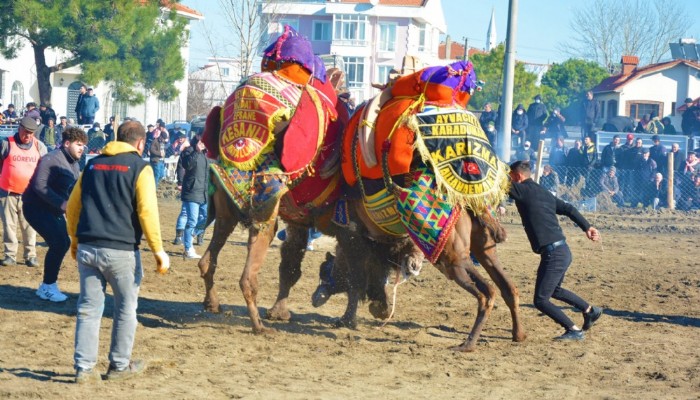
[395,167,461,263]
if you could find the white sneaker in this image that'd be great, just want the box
[184,247,201,259]
[36,283,68,302]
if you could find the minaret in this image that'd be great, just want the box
[486,8,497,51]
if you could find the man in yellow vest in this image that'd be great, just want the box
[0,116,48,267]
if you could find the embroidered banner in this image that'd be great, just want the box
[413,106,508,212]
[219,73,301,170]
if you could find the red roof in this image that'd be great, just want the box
[592,59,700,93]
[438,42,487,60]
[137,1,203,17]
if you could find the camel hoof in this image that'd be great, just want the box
[513,332,527,342]
[368,300,390,320]
[203,301,221,314]
[449,344,477,353]
[265,307,291,321]
[334,317,357,329]
[253,326,276,335]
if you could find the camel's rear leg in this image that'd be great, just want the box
[267,224,309,321]
[198,194,239,314]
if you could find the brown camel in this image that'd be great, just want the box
[314,200,527,352]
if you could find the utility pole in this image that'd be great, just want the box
[498,0,518,162]
[463,36,468,61]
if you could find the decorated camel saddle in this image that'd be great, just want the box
[340,60,509,262]
[202,26,349,222]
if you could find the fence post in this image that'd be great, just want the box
[534,139,545,183]
[667,151,674,210]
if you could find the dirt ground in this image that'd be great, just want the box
[0,195,698,399]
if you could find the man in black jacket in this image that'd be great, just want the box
[507,160,602,341]
[23,127,87,302]
[176,136,208,258]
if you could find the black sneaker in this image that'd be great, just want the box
[105,359,147,381]
[1,256,16,266]
[26,257,39,268]
[172,237,183,245]
[196,234,204,246]
[554,329,584,341]
[583,306,603,331]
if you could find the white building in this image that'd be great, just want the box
[261,0,446,103]
[188,58,245,115]
[592,55,700,127]
[0,3,202,126]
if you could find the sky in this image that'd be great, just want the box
[181,0,700,70]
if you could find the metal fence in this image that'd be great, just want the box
[537,165,699,212]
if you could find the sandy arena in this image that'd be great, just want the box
[0,195,698,399]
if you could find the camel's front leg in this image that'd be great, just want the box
[241,211,279,334]
[199,191,239,313]
[267,224,309,321]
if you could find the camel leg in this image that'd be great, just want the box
[240,210,279,334]
[447,262,496,352]
[335,242,361,329]
[471,220,527,343]
[198,190,239,313]
[267,224,309,321]
[437,217,496,352]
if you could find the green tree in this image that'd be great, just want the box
[0,0,188,106]
[468,44,539,113]
[540,59,609,124]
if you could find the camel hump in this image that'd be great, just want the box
[202,106,222,159]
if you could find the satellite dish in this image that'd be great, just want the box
[369,0,379,6]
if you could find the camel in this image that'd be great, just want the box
[313,60,528,351]
[196,26,353,333]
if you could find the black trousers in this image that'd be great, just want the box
[22,205,70,285]
[533,243,589,330]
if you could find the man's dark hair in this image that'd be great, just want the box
[612,134,619,140]
[117,121,146,145]
[62,126,88,144]
[510,160,532,175]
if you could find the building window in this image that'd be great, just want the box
[334,14,367,44]
[112,100,128,121]
[671,101,676,116]
[417,23,426,51]
[11,81,24,111]
[313,21,331,41]
[67,81,84,122]
[378,23,396,52]
[599,100,605,119]
[627,101,662,120]
[377,65,393,85]
[607,100,618,118]
[220,67,230,77]
[343,56,365,88]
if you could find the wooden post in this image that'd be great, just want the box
[534,139,545,183]
[667,151,674,210]
[112,115,118,142]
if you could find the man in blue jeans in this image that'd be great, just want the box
[66,121,169,383]
[23,126,87,302]
[507,160,603,341]
[176,134,208,258]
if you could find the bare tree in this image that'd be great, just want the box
[565,0,692,71]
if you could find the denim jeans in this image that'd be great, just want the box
[533,243,589,330]
[179,201,207,250]
[74,244,142,371]
[150,161,165,187]
[22,205,70,284]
